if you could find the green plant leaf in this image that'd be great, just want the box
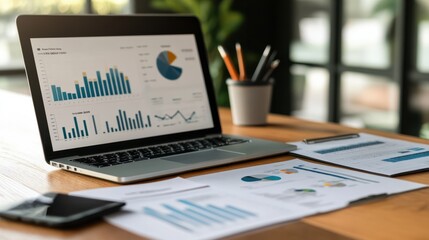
[218,12,243,42]
[150,0,190,13]
[150,0,244,106]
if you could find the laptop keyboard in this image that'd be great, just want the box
[71,136,248,168]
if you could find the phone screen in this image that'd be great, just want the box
[0,192,125,228]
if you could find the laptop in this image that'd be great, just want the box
[17,15,296,183]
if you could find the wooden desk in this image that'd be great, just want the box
[1,90,428,240]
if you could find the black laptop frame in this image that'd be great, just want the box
[17,14,222,162]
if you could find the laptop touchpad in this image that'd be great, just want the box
[162,149,242,164]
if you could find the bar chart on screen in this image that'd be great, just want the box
[50,67,132,102]
[33,49,139,105]
[54,108,153,141]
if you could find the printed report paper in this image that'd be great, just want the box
[72,177,314,240]
[72,160,425,240]
[190,159,426,213]
[289,133,429,176]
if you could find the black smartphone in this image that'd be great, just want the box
[0,192,125,228]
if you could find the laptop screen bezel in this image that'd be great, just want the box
[17,14,222,161]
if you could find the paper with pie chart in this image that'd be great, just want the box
[72,162,425,240]
[157,50,183,80]
[72,177,313,240]
[190,159,425,213]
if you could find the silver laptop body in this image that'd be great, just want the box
[17,15,296,183]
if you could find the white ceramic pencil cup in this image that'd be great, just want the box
[227,79,273,126]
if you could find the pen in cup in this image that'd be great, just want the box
[218,45,239,81]
[261,59,280,82]
[264,50,277,70]
[235,43,246,81]
[218,43,279,83]
[251,45,271,82]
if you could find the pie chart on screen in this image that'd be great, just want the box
[156,50,183,80]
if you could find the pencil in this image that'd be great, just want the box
[264,50,277,70]
[251,45,271,82]
[261,59,280,82]
[235,43,246,80]
[217,45,239,81]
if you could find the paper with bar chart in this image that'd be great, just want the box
[30,34,213,151]
[72,177,313,240]
[72,162,425,239]
[190,159,426,213]
[289,133,429,176]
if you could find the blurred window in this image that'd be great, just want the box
[0,0,131,94]
[0,0,130,69]
[342,0,397,69]
[289,0,402,133]
[416,0,429,72]
[340,72,398,132]
[291,65,329,122]
[290,0,330,64]
[92,0,130,15]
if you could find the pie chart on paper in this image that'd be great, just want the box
[241,174,281,182]
[156,50,183,80]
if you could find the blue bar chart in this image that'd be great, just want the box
[315,141,384,154]
[383,151,429,163]
[51,67,132,102]
[61,116,90,140]
[104,109,152,133]
[142,198,257,232]
[60,109,152,140]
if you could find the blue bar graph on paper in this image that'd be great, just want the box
[142,199,257,232]
[50,67,132,102]
[383,151,429,162]
[315,141,384,154]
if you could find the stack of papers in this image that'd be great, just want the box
[290,133,429,176]
[73,159,425,240]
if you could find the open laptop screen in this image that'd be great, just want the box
[30,34,214,151]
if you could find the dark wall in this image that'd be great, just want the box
[231,1,292,114]
[134,0,292,115]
